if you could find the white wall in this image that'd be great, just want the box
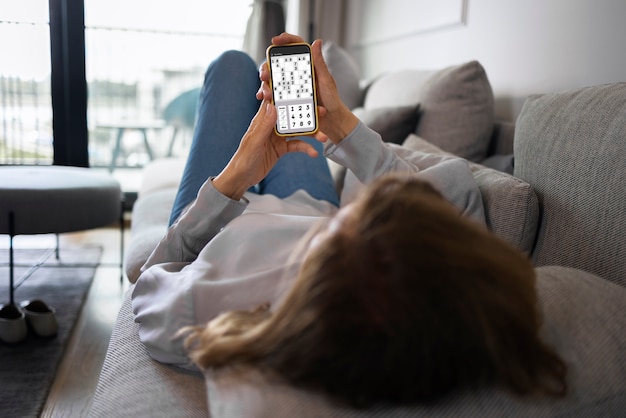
[342,0,626,121]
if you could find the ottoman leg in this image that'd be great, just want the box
[8,211,15,306]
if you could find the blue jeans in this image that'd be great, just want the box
[168,50,339,225]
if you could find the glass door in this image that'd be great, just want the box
[85,0,252,176]
[0,0,53,165]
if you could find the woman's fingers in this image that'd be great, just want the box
[258,61,270,82]
[271,32,306,45]
[285,139,319,158]
[251,100,277,135]
[311,129,330,144]
[256,81,273,101]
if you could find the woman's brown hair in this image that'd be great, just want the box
[183,174,567,407]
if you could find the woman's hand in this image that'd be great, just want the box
[212,99,319,201]
[257,33,358,145]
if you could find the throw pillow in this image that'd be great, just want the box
[352,104,420,144]
[363,61,495,162]
[416,61,494,162]
[402,134,538,254]
[321,42,363,110]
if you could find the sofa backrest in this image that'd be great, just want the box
[514,83,626,287]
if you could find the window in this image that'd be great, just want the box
[0,0,251,173]
[0,0,52,165]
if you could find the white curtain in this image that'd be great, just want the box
[243,0,286,64]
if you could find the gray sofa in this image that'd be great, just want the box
[89,52,626,417]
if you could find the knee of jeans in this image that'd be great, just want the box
[206,50,256,77]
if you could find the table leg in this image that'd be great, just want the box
[140,128,154,160]
[109,128,125,172]
[167,127,179,157]
[119,197,125,283]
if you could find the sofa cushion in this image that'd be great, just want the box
[202,266,626,418]
[322,41,363,110]
[364,61,494,162]
[139,157,186,196]
[124,158,185,282]
[402,134,538,254]
[514,83,626,286]
[125,188,177,283]
[352,104,420,145]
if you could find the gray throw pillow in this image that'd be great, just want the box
[416,61,494,162]
[352,104,420,144]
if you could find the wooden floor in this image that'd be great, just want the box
[6,225,131,417]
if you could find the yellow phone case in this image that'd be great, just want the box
[266,43,319,137]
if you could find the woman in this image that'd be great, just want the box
[183,174,567,407]
[132,32,566,406]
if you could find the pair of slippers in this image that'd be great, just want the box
[0,300,58,344]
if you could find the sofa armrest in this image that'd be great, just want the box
[124,158,185,282]
[139,157,185,197]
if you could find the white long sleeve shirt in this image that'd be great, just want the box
[132,122,485,368]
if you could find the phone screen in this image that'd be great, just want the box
[267,43,318,136]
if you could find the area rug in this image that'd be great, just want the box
[0,245,102,418]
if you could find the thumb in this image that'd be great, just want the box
[311,40,332,84]
[311,40,327,71]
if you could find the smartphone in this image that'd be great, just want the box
[267,43,319,136]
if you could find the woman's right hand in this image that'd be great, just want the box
[212,99,319,201]
[258,33,359,145]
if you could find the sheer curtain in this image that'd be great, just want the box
[243,0,286,64]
